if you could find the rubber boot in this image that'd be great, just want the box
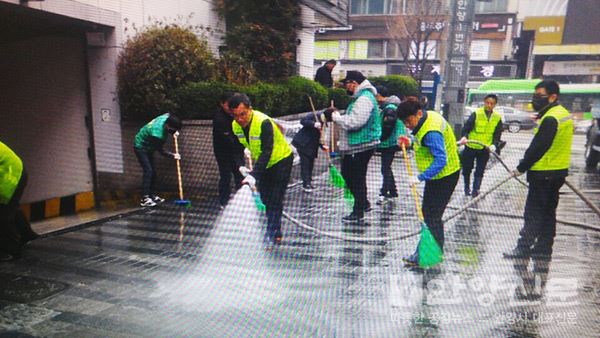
[472,176,483,197]
[463,174,471,196]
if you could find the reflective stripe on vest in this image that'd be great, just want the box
[530,105,573,171]
[346,89,382,145]
[414,111,461,180]
[467,108,502,150]
[232,110,292,169]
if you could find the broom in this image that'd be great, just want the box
[401,143,443,268]
[173,132,191,206]
[245,151,266,212]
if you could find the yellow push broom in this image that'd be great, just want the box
[401,143,443,268]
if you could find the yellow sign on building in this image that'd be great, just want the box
[524,16,565,45]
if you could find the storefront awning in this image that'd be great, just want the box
[533,44,600,55]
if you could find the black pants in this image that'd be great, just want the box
[258,155,293,235]
[134,148,156,197]
[516,177,564,258]
[299,153,316,187]
[341,149,375,216]
[421,170,460,250]
[215,152,244,206]
[0,171,36,255]
[461,147,489,180]
[379,148,398,197]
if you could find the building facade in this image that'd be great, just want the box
[315,0,519,83]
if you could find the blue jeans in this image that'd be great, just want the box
[134,148,156,197]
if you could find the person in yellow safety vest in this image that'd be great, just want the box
[458,94,504,197]
[504,81,573,273]
[396,99,461,267]
[0,141,39,261]
[229,93,293,246]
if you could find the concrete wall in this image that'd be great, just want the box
[297,5,317,79]
[0,35,94,203]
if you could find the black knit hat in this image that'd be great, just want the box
[341,70,366,84]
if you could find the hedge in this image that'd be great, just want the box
[369,75,418,99]
[173,76,332,119]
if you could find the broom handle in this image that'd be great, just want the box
[308,96,325,146]
[401,144,424,221]
[173,134,184,201]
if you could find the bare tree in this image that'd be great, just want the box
[385,0,448,94]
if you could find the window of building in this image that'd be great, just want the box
[350,0,393,15]
[315,41,340,60]
[386,41,398,58]
[348,40,368,59]
[475,0,508,13]
[368,40,385,58]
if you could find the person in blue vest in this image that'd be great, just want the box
[229,93,294,245]
[504,80,573,271]
[322,70,381,222]
[374,85,406,204]
[458,94,504,197]
[396,100,461,266]
[1,141,38,261]
[133,113,182,207]
[292,113,325,192]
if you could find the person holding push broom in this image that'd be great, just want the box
[396,100,460,268]
[229,93,293,246]
[133,112,182,207]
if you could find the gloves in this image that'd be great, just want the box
[511,169,524,177]
[398,136,411,149]
[458,136,468,146]
[489,144,496,153]
[244,148,252,158]
[242,174,256,187]
[409,176,421,186]
[323,107,336,122]
[331,111,341,122]
[314,121,322,130]
[173,153,181,160]
[174,131,180,137]
[239,166,251,177]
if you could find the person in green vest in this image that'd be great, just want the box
[229,93,293,246]
[504,80,573,271]
[134,113,182,207]
[321,70,382,222]
[396,99,461,267]
[0,141,38,261]
[374,85,406,204]
[458,94,504,197]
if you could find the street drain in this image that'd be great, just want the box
[0,273,68,303]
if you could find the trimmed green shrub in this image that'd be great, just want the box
[117,25,216,121]
[328,88,352,110]
[369,75,418,99]
[283,76,328,114]
[244,82,290,117]
[174,81,240,120]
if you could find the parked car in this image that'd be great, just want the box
[464,106,537,133]
[585,104,600,168]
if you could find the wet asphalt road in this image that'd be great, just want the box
[1,132,599,337]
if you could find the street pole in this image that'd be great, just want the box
[442,0,477,137]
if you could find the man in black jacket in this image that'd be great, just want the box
[213,92,245,208]
[314,59,336,88]
[292,113,324,192]
[504,80,573,271]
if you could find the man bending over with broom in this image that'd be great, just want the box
[229,93,293,246]
[134,113,182,207]
[396,100,461,267]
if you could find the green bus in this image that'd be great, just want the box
[467,79,600,120]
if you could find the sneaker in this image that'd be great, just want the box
[471,190,480,198]
[140,196,157,207]
[302,184,314,193]
[464,189,471,196]
[376,195,386,205]
[343,212,364,222]
[152,195,165,203]
[274,230,283,245]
